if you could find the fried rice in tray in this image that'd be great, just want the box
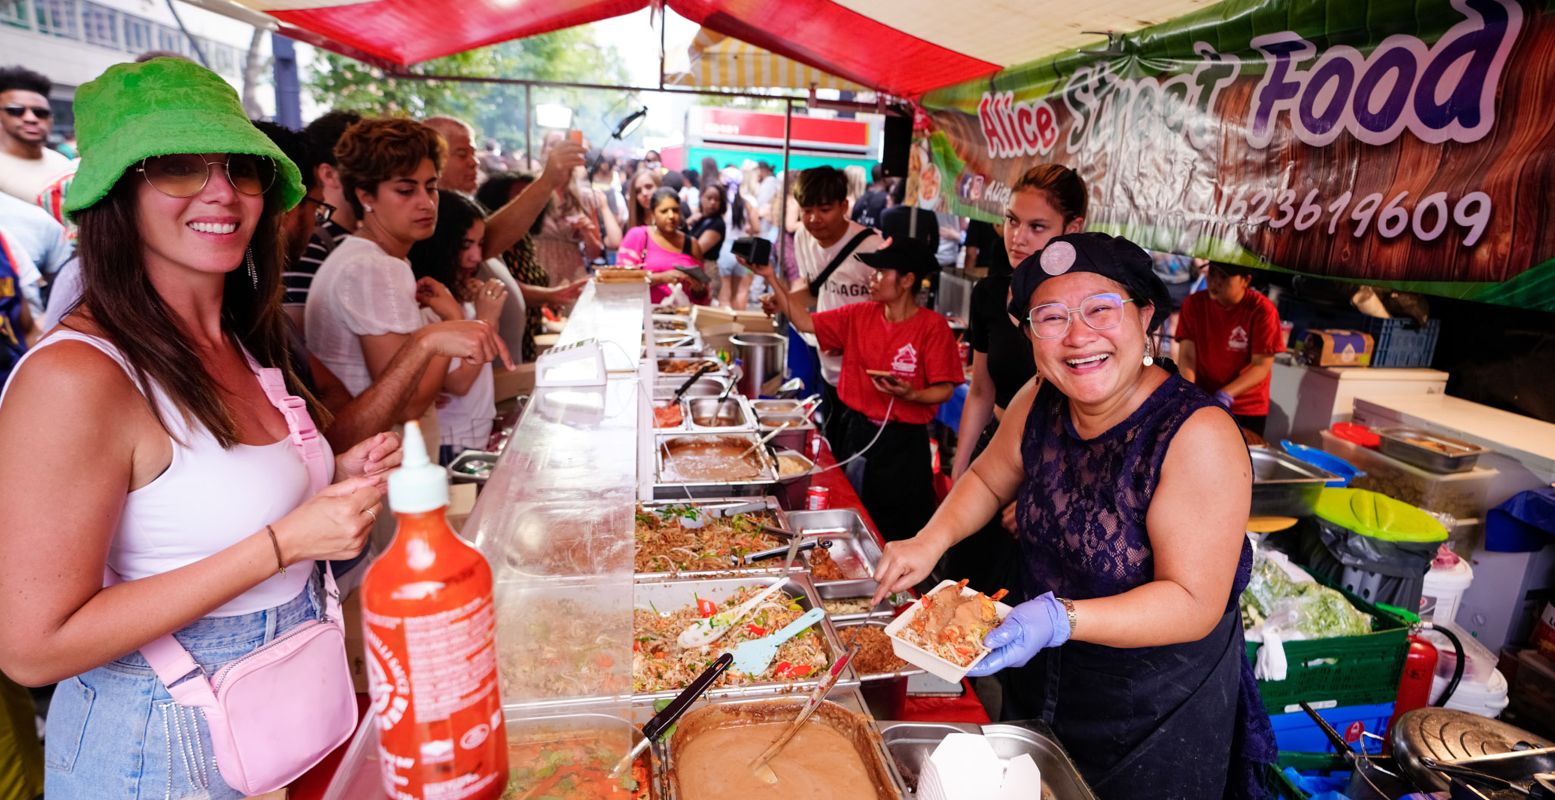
[633,586,830,693]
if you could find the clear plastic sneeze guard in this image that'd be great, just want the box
[324,282,649,800]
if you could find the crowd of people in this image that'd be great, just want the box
[0,47,1288,800]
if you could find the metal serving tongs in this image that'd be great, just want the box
[608,652,734,779]
[670,362,719,404]
[749,643,861,785]
[744,538,829,565]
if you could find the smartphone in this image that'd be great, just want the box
[865,369,895,378]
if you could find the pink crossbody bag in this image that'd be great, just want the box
[106,361,357,794]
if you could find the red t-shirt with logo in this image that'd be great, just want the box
[812,302,965,425]
[1176,288,1285,415]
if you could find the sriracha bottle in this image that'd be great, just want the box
[363,422,507,799]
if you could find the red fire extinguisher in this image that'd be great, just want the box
[1387,634,1439,752]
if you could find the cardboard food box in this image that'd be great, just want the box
[1534,602,1555,659]
[1303,329,1375,367]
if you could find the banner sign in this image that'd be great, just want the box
[916,0,1555,311]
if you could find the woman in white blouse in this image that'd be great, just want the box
[305,117,498,423]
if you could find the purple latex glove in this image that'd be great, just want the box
[1214,389,1235,408]
[965,592,1071,677]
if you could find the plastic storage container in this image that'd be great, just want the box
[1280,440,1362,487]
[1319,430,1496,520]
[1268,701,1395,756]
[1430,667,1509,717]
[1421,620,1499,688]
[1420,557,1473,624]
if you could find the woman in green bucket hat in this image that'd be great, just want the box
[0,58,402,797]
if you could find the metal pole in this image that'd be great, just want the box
[524,83,533,171]
[386,70,809,103]
[775,98,793,269]
[270,33,302,129]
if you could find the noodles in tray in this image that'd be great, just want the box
[634,504,783,574]
[634,587,829,692]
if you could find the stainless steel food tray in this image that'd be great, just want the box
[1250,445,1338,518]
[649,396,755,434]
[655,357,726,380]
[832,617,925,683]
[322,704,666,800]
[817,580,901,622]
[634,497,796,580]
[1377,426,1490,473]
[659,686,907,800]
[653,432,779,499]
[771,448,817,508]
[683,396,755,433]
[652,331,704,358]
[878,719,1099,800]
[787,508,884,597]
[632,574,858,703]
[652,374,731,403]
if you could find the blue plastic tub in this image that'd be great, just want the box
[1280,441,1363,488]
[1269,701,1395,756]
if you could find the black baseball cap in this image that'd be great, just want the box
[856,238,938,282]
[1008,232,1173,331]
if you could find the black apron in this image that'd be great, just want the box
[1002,606,1248,799]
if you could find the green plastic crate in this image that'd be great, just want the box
[1246,589,1411,714]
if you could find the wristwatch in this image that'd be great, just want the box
[1055,596,1077,637]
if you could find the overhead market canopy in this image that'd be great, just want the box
[665,27,868,93]
[228,0,1220,98]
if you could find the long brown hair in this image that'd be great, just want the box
[73,174,329,448]
[626,169,662,228]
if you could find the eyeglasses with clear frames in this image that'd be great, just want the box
[1027,292,1136,339]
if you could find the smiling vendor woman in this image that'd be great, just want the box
[872,233,1275,799]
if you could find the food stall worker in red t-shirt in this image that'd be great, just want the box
[752,239,964,541]
[1174,263,1285,436]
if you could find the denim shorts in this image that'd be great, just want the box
[45,575,322,800]
[717,250,749,278]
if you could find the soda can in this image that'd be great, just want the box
[805,485,831,511]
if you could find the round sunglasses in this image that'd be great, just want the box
[136,154,277,198]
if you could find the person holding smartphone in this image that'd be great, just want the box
[752,238,962,541]
[618,187,709,304]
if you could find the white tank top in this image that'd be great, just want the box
[0,331,319,615]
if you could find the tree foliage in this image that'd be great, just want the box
[305,28,631,156]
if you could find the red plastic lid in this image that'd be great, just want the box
[1332,422,1381,447]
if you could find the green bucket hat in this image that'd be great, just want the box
[64,57,303,218]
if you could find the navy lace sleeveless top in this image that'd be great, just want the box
[1016,372,1253,605]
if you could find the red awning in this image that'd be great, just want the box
[270,0,650,68]
[257,0,1000,98]
[668,0,999,97]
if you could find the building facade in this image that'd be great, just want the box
[1,0,270,136]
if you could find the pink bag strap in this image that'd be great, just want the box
[114,351,343,706]
[246,354,332,494]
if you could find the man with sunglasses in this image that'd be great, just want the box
[0,66,72,205]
